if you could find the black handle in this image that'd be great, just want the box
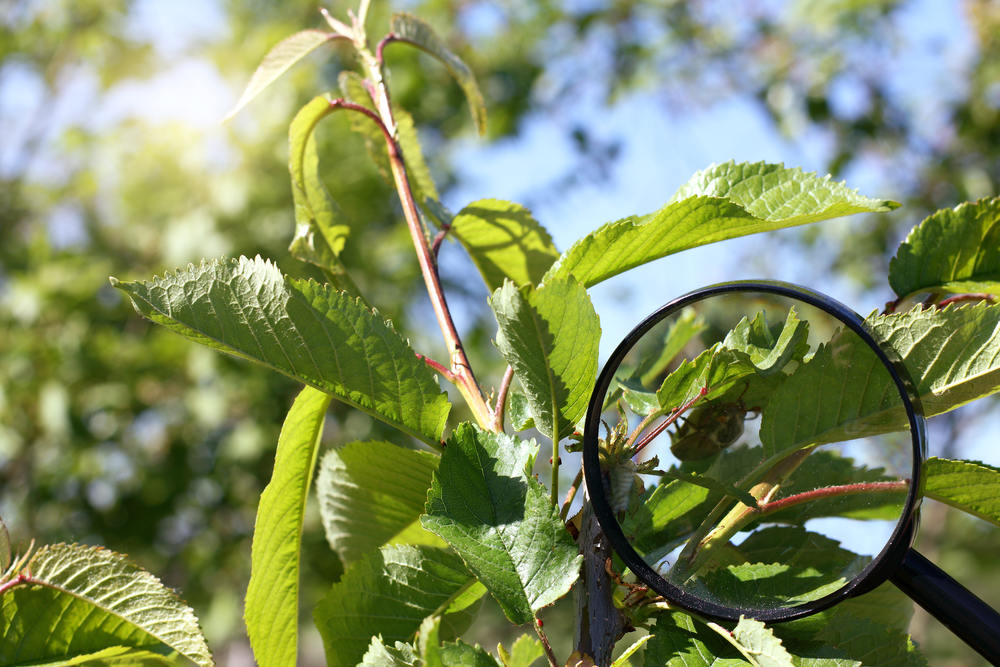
[890,548,1000,663]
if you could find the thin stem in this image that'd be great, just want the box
[492,365,515,432]
[376,33,398,67]
[629,386,706,455]
[534,620,559,667]
[551,441,560,506]
[937,293,998,308]
[0,572,29,596]
[755,480,909,517]
[416,353,455,381]
[431,225,450,257]
[353,37,494,430]
[560,468,583,521]
[319,7,352,37]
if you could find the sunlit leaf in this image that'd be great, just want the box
[0,543,211,666]
[451,199,560,291]
[313,544,483,667]
[761,303,1000,460]
[732,617,796,667]
[889,198,1000,299]
[359,636,420,667]
[287,95,354,286]
[390,12,487,134]
[924,457,1000,526]
[112,256,450,445]
[421,424,582,624]
[245,386,330,667]
[316,440,443,565]
[490,277,600,442]
[545,161,897,288]
[225,30,339,121]
[499,634,544,667]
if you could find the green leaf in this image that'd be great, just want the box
[359,636,420,667]
[316,440,443,565]
[612,635,652,666]
[499,634,544,667]
[396,106,440,203]
[111,256,450,445]
[545,161,896,288]
[732,617,796,667]
[338,72,439,207]
[287,95,354,284]
[390,13,487,134]
[889,198,1000,298]
[438,640,502,666]
[644,612,749,666]
[26,645,183,665]
[0,515,9,573]
[421,424,582,625]
[924,457,1000,526]
[339,71,391,178]
[505,391,536,432]
[224,30,338,121]
[870,303,1000,417]
[813,617,926,666]
[313,544,483,667]
[640,307,708,387]
[244,386,329,667]
[451,199,560,291]
[490,277,600,442]
[0,543,212,666]
[761,303,1000,461]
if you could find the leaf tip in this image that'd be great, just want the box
[108,276,120,288]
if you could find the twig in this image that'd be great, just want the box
[629,386,707,455]
[534,619,559,667]
[937,293,997,309]
[754,480,909,516]
[492,365,515,432]
[561,468,583,521]
[352,37,494,430]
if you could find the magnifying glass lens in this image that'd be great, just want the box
[595,291,913,615]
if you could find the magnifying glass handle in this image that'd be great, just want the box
[890,548,1000,663]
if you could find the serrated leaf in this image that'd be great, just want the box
[0,543,212,666]
[111,256,450,445]
[421,424,582,625]
[316,440,442,565]
[505,392,536,431]
[390,13,486,134]
[732,617,796,667]
[814,616,926,666]
[313,544,483,667]
[224,29,338,121]
[490,278,600,442]
[760,303,1000,461]
[644,612,750,666]
[438,640,502,666]
[451,199,560,291]
[287,95,354,284]
[545,161,896,288]
[889,198,1000,298]
[924,457,1000,526]
[359,636,420,667]
[245,386,329,667]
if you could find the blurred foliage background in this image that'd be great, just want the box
[1,0,997,664]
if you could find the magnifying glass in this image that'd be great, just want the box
[582,280,1000,663]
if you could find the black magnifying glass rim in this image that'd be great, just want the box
[582,279,927,623]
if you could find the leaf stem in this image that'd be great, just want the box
[354,38,494,431]
[628,386,706,455]
[493,365,515,432]
[754,479,909,517]
[534,619,559,667]
[416,353,455,381]
[561,467,583,521]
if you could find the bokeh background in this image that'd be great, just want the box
[2,0,998,664]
